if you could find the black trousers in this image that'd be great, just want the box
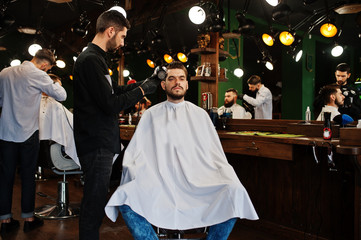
[0,131,39,220]
[79,148,114,240]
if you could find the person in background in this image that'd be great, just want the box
[238,75,273,119]
[73,9,161,240]
[334,63,361,120]
[0,49,67,234]
[133,97,149,117]
[218,88,251,119]
[105,61,258,240]
[316,84,345,121]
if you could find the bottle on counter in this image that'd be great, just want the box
[305,106,311,123]
[323,111,332,140]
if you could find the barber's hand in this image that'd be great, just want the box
[150,66,167,81]
[237,93,245,100]
[139,78,159,95]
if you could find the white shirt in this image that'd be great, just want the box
[105,100,258,230]
[243,85,273,119]
[316,105,340,121]
[39,96,80,167]
[0,61,67,142]
[217,103,249,119]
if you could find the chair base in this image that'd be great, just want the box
[35,203,80,220]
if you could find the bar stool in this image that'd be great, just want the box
[35,143,82,219]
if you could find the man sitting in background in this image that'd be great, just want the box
[105,61,258,240]
[217,88,251,119]
[316,84,345,121]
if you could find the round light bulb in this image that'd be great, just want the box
[265,0,280,6]
[188,6,206,25]
[123,69,130,77]
[177,52,188,62]
[56,60,66,68]
[233,68,244,78]
[279,31,294,46]
[10,59,21,66]
[320,23,337,38]
[265,61,274,70]
[108,6,127,18]
[262,33,274,46]
[28,44,42,56]
[147,59,155,68]
[163,54,173,64]
[331,45,343,57]
[295,50,303,62]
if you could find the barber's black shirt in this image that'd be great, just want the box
[73,43,143,157]
[339,83,361,120]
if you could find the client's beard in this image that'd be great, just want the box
[224,101,233,108]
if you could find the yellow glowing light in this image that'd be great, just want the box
[69,75,73,80]
[108,69,113,76]
[262,33,274,46]
[164,54,173,64]
[279,31,294,46]
[320,23,337,38]
[177,52,188,62]
[147,59,155,68]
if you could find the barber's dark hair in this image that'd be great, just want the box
[336,63,350,73]
[166,61,188,76]
[34,49,56,66]
[247,75,262,85]
[96,10,130,33]
[226,88,238,95]
[319,84,340,104]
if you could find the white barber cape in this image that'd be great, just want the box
[39,95,80,167]
[105,100,258,230]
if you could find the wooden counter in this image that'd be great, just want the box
[119,119,361,240]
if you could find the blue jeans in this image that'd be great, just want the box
[118,205,237,240]
[0,131,40,220]
[79,148,114,240]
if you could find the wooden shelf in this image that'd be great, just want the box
[190,76,227,82]
[191,48,230,59]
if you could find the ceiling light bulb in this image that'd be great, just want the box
[262,33,274,46]
[266,0,280,7]
[233,68,244,78]
[265,61,274,70]
[164,54,173,64]
[28,44,42,56]
[320,23,337,38]
[108,69,113,76]
[294,50,303,62]
[10,59,21,66]
[189,6,206,24]
[147,59,155,68]
[56,60,66,68]
[331,45,343,57]
[123,69,130,77]
[279,31,294,46]
[108,6,127,18]
[177,52,188,62]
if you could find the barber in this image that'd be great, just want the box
[73,9,162,240]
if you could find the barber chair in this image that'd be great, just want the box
[35,143,82,219]
[154,226,208,240]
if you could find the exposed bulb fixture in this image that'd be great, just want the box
[164,54,173,64]
[10,59,21,66]
[320,23,337,38]
[294,50,303,62]
[123,69,130,77]
[233,68,244,78]
[188,6,206,24]
[108,69,113,76]
[177,52,188,62]
[56,60,66,68]
[265,0,280,7]
[331,45,343,57]
[279,31,294,46]
[108,6,127,18]
[265,61,274,70]
[262,33,274,46]
[147,59,155,68]
[28,43,42,56]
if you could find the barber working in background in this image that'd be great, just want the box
[0,49,67,234]
[334,63,361,120]
[73,8,163,240]
[238,75,273,119]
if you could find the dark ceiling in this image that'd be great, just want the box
[0,0,361,69]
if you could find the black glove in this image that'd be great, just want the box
[237,93,245,100]
[139,66,167,95]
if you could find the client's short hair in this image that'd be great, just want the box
[226,88,238,96]
[166,61,188,76]
[35,49,56,66]
[319,84,340,104]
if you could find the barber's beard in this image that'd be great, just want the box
[224,101,233,108]
[106,35,119,53]
[335,99,344,107]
